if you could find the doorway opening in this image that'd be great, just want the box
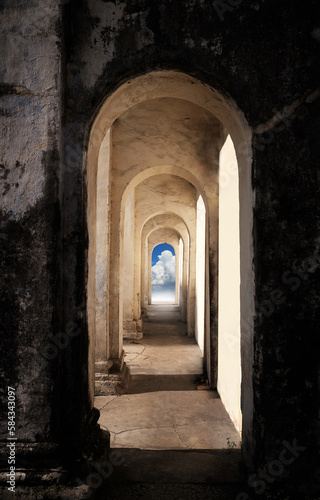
[151,243,176,305]
[87,70,254,468]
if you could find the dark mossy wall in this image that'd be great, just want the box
[0,1,63,445]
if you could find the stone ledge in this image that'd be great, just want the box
[0,468,70,488]
[123,330,143,340]
[0,484,93,499]
[95,363,130,396]
[123,320,143,340]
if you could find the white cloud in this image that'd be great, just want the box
[151,250,176,286]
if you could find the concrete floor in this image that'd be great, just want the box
[95,307,241,451]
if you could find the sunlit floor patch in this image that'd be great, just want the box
[95,318,241,451]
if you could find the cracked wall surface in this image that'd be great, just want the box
[0,0,62,445]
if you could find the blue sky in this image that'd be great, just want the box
[151,244,176,303]
[151,243,175,266]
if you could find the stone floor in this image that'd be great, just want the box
[95,307,241,451]
[94,309,244,498]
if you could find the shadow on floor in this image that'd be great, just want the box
[128,374,208,394]
[95,448,245,499]
[95,482,246,500]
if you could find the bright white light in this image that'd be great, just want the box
[218,134,242,433]
[152,289,176,304]
[195,195,206,353]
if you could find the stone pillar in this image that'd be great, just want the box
[141,238,149,317]
[207,197,219,388]
[121,189,143,340]
[187,232,196,336]
[148,243,153,305]
[122,190,143,340]
[175,242,180,305]
[95,131,111,379]
[182,238,188,322]
[95,188,130,395]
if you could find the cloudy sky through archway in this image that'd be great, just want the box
[151,244,176,303]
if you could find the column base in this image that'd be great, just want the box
[123,319,143,340]
[95,352,130,395]
[95,365,130,395]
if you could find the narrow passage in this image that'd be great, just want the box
[95,307,240,451]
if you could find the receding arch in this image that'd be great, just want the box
[141,212,190,328]
[141,212,189,241]
[140,213,190,324]
[86,69,254,466]
[121,173,198,340]
[121,166,210,212]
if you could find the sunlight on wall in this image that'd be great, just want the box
[218,135,242,433]
[195,195,206,353]
[179,238,184,310]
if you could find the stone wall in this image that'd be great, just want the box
[0,0,62,446]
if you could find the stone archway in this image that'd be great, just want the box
[140,214,190,325]
[86,70,253,463]
[121,173,199,341]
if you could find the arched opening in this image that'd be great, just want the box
[87,70,254,466]
[218,135,242,432]
[140,213,190,327]
[195,195,206,353]
[121,172,199,338]
[151,243,176,305]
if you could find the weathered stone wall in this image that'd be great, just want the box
[1,0,320,489]
[0,0,62,444]
[0,0,108,475]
